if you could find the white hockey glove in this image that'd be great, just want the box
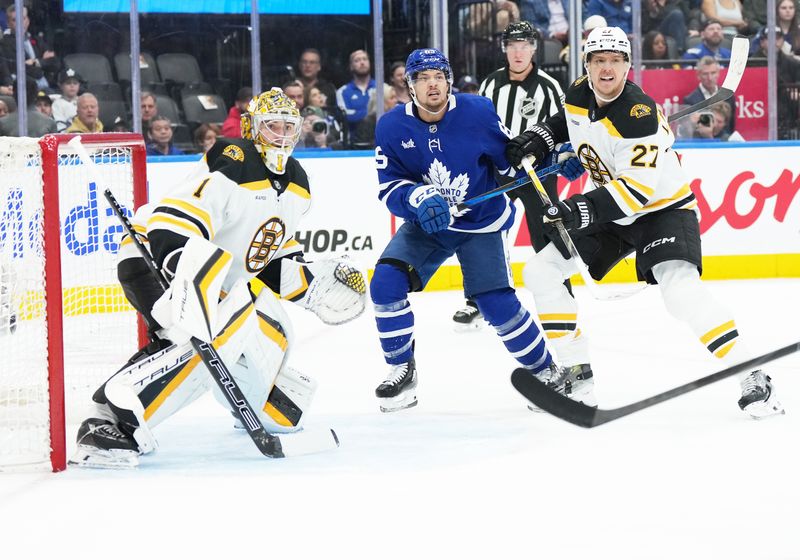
[151,237,234,343]
[282,256,366,325]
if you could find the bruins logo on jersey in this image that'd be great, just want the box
[246,217,286,272]
[630,104,652,119]
[222,144,245,162]
[577,144,613,186]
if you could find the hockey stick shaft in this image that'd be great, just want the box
[450,163,559,215]
[667,36,748,122]
[512,340,800,428]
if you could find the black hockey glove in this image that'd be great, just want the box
[542,194,595,260]
[505,123,556,168]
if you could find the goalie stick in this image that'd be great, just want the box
[511,340,799,428]
[66,136,337,459]
[103,188,339,458]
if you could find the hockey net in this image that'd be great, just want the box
[0,134,147,472]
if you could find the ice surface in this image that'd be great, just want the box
[1,279,798,560]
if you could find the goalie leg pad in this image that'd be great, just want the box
[264,367,317,431]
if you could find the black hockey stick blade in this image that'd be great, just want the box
[512,340,800,428]
[104,189,339,458]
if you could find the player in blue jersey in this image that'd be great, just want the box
[369,48,572,413]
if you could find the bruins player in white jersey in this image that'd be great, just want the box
[505,27,783,418]
[70,88,366,468]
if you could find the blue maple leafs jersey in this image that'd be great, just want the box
[375,94,520,233]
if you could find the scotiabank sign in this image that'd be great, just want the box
[641,67,768,141]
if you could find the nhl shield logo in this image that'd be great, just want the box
[519,96,537,119]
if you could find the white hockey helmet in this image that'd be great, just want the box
[583,26,631,63]
[241,87,302,175]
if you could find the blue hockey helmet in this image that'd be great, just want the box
[404,48,453,84]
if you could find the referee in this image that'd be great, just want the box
[452,21,567,330]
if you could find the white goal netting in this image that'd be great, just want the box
[0,135,145,471]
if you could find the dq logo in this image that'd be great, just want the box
[577,144,613,186]
[246,217,285,272]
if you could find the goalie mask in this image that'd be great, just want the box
[241,88,302,175]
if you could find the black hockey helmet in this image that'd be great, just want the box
[502,21,539,51]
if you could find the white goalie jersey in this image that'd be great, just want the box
[559,76,698,226]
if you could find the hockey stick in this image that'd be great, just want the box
[66,137,338,458]
[667,36,749,122]
[511,340,799,428]
[103,188,340,458]
[449,163,559,215]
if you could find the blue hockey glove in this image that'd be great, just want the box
[408,184,452,234]
[553,143,585,181]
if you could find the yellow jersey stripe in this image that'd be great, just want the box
[240,179,271,191]
[619,175,655,197]
[700,320,736,345]
[148,214,203,237]
[599,117,622,138]
[161,198,214,237]
[538,313,578,321]
[565,104,589,116]
[287,182,311,199]
[714,340,736,358]
[608,180,642,212]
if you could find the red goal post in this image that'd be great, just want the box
[0,133,148,472]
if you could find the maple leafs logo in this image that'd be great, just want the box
[422,159,470,213]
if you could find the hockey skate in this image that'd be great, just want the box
[527,363,597,412]
[738,370,784,419]
[452,300,483,332]
[375,357,418,412]
[69,418,141,469]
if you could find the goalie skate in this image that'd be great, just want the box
[375,358,418,412]
[527,363,597,412]
[452,300,484,332]
[68,419,141,469]
[738,370,784,419]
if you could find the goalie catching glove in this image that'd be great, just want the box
[281,256,367,325]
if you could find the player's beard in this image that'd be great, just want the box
[419,86,448,114]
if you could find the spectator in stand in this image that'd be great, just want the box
[777,0,800,55]
[193,122,220,153]
[296,48,337,109]
[0,55,12,96]
[519,0,571,43]
[682,19,732,63]
[456,75,480,93]
[701,0,750,37]
[2,5,59,91]
[336,49,376,135]
[34,90,52,117]
[642,0,688,52]
[559,14,607,63]
[140,91,158,136]
[643,30,679,68]
[741,0,767,34]
[66,93,102,133]
[353,83,398,148]
[752,26,800,136]
[221,86,252,138]
[0,78,56,137]
[305,85,328,111]
[109,115,130,132]
[389,61,411,103]
[146,115,184,156]
[683,56,736,132]
[584,0,633,34]
[52,68,81,132]
[692,102,732,140]
[301,106,343,150]
[283,81,305,111]
[0,99,8,118]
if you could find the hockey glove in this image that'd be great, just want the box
[505,123,556,168]
[543,194,596,231]
[408,184,452,234]
[552,143,585,181]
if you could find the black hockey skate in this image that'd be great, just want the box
[69,418,141,469]
[452,300,483,332]
[738,370,784,419]
[527,363,597,412]
[376,357,418,412]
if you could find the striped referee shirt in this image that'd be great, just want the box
[479,64,564,135]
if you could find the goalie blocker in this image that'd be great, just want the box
[71,237,366,468]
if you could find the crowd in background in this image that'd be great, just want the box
[0,0,796,150]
